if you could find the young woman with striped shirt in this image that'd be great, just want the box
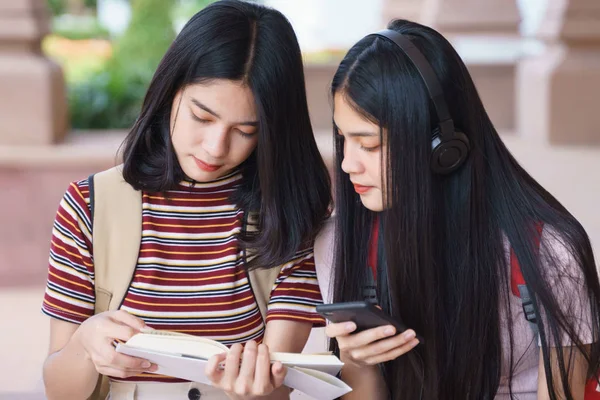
[41,2,331,399]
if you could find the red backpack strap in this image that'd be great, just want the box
[511,223,600,399]
[510,223,544,331]
[510,222,544,295]
[510,246,526,297]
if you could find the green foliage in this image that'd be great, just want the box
[68,69,149,129]
[47,0,98,17]
[47,0,67,16]
[52,16,110,40]
[109,0,176,79]
[68,0,176,129]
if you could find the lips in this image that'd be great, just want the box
[193,157,222,172]
[353,184,373,194]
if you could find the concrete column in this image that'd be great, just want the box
[383,0,521,131]
[517,0,600,145]
[421,0,521,35]
[0,0,68,145]
[381,0,425,26]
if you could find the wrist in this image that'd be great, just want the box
[341,360,380,376]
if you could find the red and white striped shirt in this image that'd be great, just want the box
[42,170,325,383]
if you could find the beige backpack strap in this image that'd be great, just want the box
[244,212,282,321]
[88,165,142,400]
[91,165,143,314]
[313,216,335,304]
[249,267,281,321]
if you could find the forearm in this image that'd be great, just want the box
[341,363,387,400]
[43,331,99,400]
[261,320,311,400]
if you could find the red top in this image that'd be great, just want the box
[368,216,379,279]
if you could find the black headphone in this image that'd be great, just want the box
[368,29,470,174]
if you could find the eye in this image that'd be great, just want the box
[190,112,211,124]
[235,129,256,139]
[360,144,381,152]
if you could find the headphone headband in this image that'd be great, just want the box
[367,29,455,140]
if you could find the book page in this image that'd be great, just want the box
[116,344,352,400]
[270,353,342,375]
[128,329,342,374]
[286,367,352,399]
[126,332,228,359]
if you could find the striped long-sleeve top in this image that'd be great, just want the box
[41,170,325,383]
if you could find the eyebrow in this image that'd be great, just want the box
[190,98,259,127]
[333,122,378,137]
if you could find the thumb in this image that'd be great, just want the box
[271,362,287,388]
[111,310,148,331]
[205,353,227,383]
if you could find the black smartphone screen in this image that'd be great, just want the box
[316,301,409,334]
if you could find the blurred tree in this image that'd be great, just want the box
[110,0,175,79]
[47,0,67,16]
[83,0,98,9]
[69,0,176,128]
[66,0,87,15]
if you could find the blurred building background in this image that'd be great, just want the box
[0,0,599,398]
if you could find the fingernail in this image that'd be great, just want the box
[345,322,356,332]
[142,361,151,368]
[403,330,416,340]
[384,326,395,336]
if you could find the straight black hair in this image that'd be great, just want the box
[331,19,600,399]
[121,0,331,269]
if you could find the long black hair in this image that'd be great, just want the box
[120,0,331,270]
[331,19,600,399]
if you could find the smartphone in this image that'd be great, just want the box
[316,301,412,335]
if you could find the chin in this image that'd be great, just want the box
[362,204,384,212]
[359,198,384,212]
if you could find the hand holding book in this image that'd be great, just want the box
[116,328,352,399]
[205,340,286,399]
[73,310,158,378]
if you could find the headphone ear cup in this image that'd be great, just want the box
[430,129,470,174]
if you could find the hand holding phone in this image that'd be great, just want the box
[317,301,408,333]
[317,301,422,367]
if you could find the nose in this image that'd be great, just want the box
[203,126,230,159]
[340,141,364,176]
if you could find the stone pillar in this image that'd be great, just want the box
[384,0,521,132]
[421,0,521,36]
[0,0,68,145]
[381,0,425,26]
[517,0,600,145]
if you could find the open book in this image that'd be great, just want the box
[116,329,352,400]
